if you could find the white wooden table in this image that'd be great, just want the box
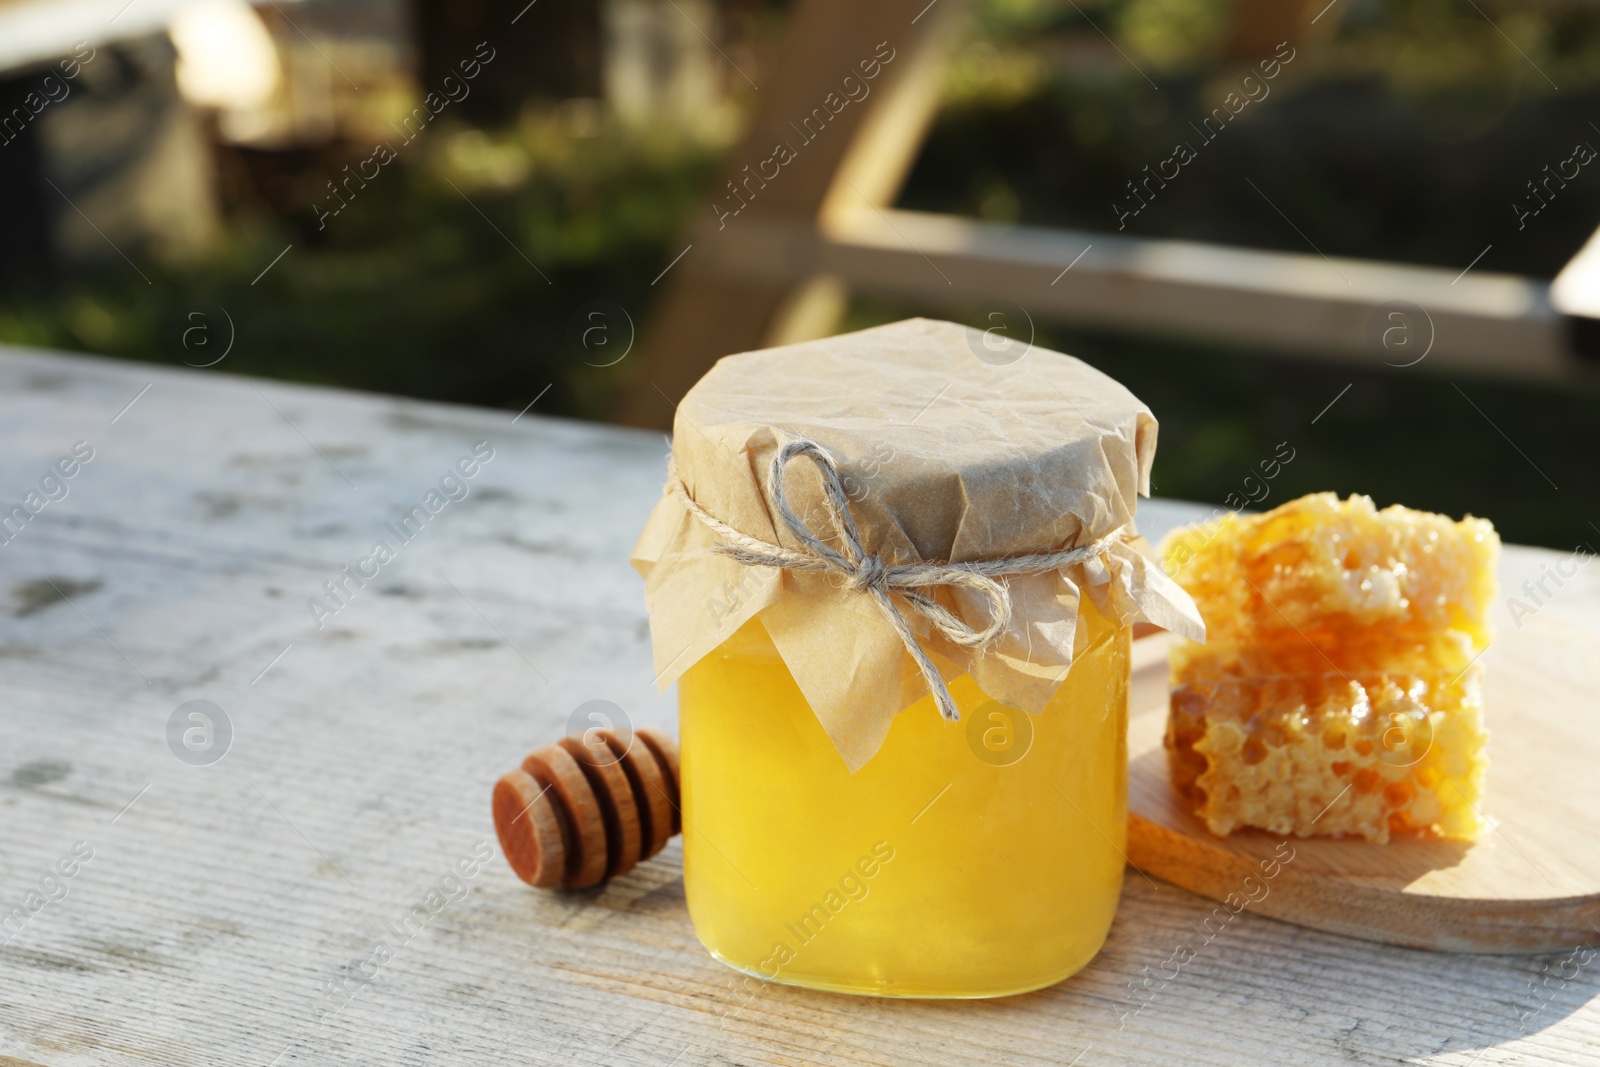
[1,346,1596,1067]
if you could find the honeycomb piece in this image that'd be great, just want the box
[1162,493,1498,676]
[1169,631,1476,686]
[1160,493,1498,841]
[1166,669,1488,843]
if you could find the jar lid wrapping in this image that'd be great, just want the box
[631,318,1204,771]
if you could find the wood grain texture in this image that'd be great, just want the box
[1127,568,1600,953]
[0,348,1596,1066]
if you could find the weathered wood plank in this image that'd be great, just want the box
[0,347,1595,1066]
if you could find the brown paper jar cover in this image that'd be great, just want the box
[631,318,1204,770]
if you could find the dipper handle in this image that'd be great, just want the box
[493,727,681,889]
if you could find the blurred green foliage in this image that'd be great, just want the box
[913,0,1600,275]
[0,113,723,420]
[3,0,1597,549]
[878,0,1600,551]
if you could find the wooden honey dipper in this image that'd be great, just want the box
[493,727,681,889]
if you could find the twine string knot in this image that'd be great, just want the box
[671,438,1124,723]
[848,553,889,593]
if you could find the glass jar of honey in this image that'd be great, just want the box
[632,319,1202,998]
[679,599,1129,997]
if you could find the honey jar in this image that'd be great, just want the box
[633,319,1202,997]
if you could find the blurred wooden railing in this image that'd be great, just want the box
[699,208,1570,379]
[616,0,1594,431]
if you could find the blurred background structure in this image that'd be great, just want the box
[0,0,1596,549]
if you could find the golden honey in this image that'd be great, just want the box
[678,598,1130,998]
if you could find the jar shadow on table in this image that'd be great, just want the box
[535,819,1592,1063]
[1071,879,1597,1060]
[779,887,1593,1061]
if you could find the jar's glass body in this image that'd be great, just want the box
[677,597,1130,998]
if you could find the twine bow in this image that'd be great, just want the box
[671,438,1125,722]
